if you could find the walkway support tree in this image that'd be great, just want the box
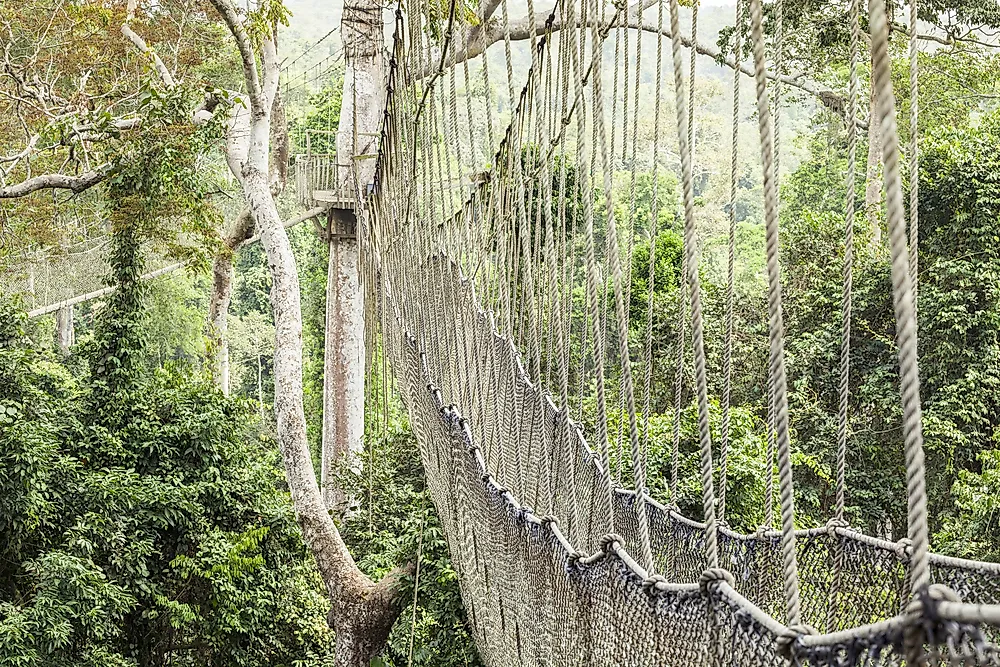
[200,3,409,665]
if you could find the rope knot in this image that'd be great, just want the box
[825,517,850,535]
[895,537,913,561]
[538,514,558,527]
[598,533,625,554]
[777,624,817,661]
[642,574,669,592]
[611,0,629,11]
[904,584,961,621]
[698,567,735,594]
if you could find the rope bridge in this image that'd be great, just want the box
[358,0,1000,663]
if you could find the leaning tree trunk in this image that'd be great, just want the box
[203,7,410,665]
[321,0,385,512]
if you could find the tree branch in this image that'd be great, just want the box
[0,164,114,199]
[438,2,864,126]
[207,0,263,109]
[122,0,176,88]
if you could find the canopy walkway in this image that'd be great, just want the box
[357,0,1000,664]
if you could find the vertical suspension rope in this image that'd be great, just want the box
[868,0,930,606]
[827,0,861,632]
[747,0,801,626]
[589,0,654,570]
[908,0,919,303]
[642,0,668,457]
[668,0,718,570]
[764,0,784,527]
[835,0,861,528]
[719,0,742,524]
[577,0,613,538]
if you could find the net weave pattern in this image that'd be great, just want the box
[362,0,1000,664]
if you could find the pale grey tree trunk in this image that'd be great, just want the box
[204,7,409,665]
[56,305,74,356]
[322,0,384,511]
[321,210,365,513]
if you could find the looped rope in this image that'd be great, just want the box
[776,624,817,661]
[825,517,849,535]
[539,514,559,527]
[904,584,961,629]
[642,574,669,592]
[699,567,736,594]
[895,537,914,562]
[599,532,626,553]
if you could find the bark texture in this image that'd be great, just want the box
[204,5,409,665]
[321,211,365,514]
[56,305,74,356]
[208,209,254,394]
[322,0,383,513]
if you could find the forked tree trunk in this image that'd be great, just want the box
[203,7,409,665]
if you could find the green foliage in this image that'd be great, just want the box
[341,417,482,667]
[935,450,1000,561]
[0,232,334,665]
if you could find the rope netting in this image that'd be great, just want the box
[358,0,1000,666]
[362,0,1000,663]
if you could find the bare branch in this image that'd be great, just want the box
[0,164,113,199]
[122,0,176,88]
[207,0,263,109]
[439,3,862,126]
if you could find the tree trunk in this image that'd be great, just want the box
[321,210,365,514]
[321,0,384,511]
[208,210,254,395]
[337,0,384,193]
[56,304,74,356]
[199,9,409,663]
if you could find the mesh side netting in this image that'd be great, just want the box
[376,251,1000,666]
[1,240,184,315]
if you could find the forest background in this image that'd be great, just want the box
[1,0,1000,664]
